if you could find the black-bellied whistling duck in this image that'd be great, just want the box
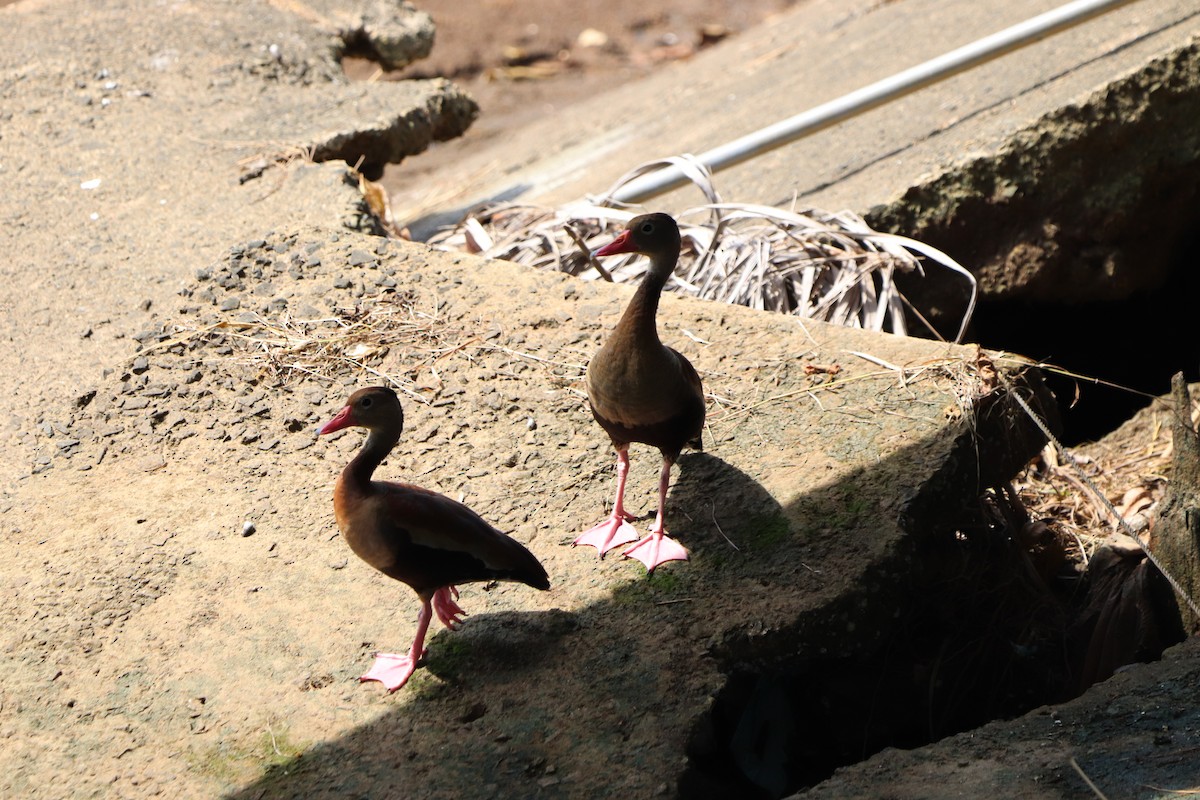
[319,386,550,691]
[574,212,705,573]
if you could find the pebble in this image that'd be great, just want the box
[241,521,256,537]
[132,329,161,344]
[348,250,375,267]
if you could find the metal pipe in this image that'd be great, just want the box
[610,0,1141,204]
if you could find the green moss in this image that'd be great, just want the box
[428,635,473,676]
[190,722,308,786]
[611,565,690,605]
[744,511,790,549]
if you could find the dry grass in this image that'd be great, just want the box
[427,156,978,343]
[152,291,463,403]
[163,288,595,409]
[1004,363,1191,569]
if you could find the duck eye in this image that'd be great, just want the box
[360,397,373,409]
[640,222,654,234]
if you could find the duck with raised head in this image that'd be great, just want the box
[574,212,705,573]
[319,386,550,691]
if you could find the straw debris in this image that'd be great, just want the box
[427,156,978,342]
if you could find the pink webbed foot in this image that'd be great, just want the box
[574,514,639,557]
[432,586,467,630]
[361,652,420,692]
[623,532,689,573]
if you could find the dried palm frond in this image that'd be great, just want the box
[427,155,977,342]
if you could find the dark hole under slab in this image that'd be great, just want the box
[678,497,1185,798]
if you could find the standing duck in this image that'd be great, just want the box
[319,386,550,691]
[575,213,705,573]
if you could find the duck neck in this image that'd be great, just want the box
[617,253,674,343]
[344,425,400,488]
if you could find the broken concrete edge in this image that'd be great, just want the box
[867,38,1200,308]
[202,2,478,180]
[708,363,1057,673]
[679,364,1064,793]
[275,0,436,70]
[304,79,480,174]
[1153,374,1200,632]
[234,81,479,186]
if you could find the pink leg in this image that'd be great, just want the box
[623,457,689,573]
[574,447,639,556]
[432,585,467,630]
[360,597,433,692]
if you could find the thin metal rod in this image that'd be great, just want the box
[611,0,1140,204]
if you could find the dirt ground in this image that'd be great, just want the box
[2,1,1198,799]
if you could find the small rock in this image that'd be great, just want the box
[241,521,256,537]
[138,456,166,472]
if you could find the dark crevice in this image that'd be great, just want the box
[679,380,1184,797]
[681,486,1184,799]
[967,222,1200,446]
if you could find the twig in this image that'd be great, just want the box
[1008,383,1200,619]
[710,501,740,551]
[1069,757,1110,800]
[565,223,614,282]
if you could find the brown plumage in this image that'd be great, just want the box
[319,386,549,691]
[575,212,705,572]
